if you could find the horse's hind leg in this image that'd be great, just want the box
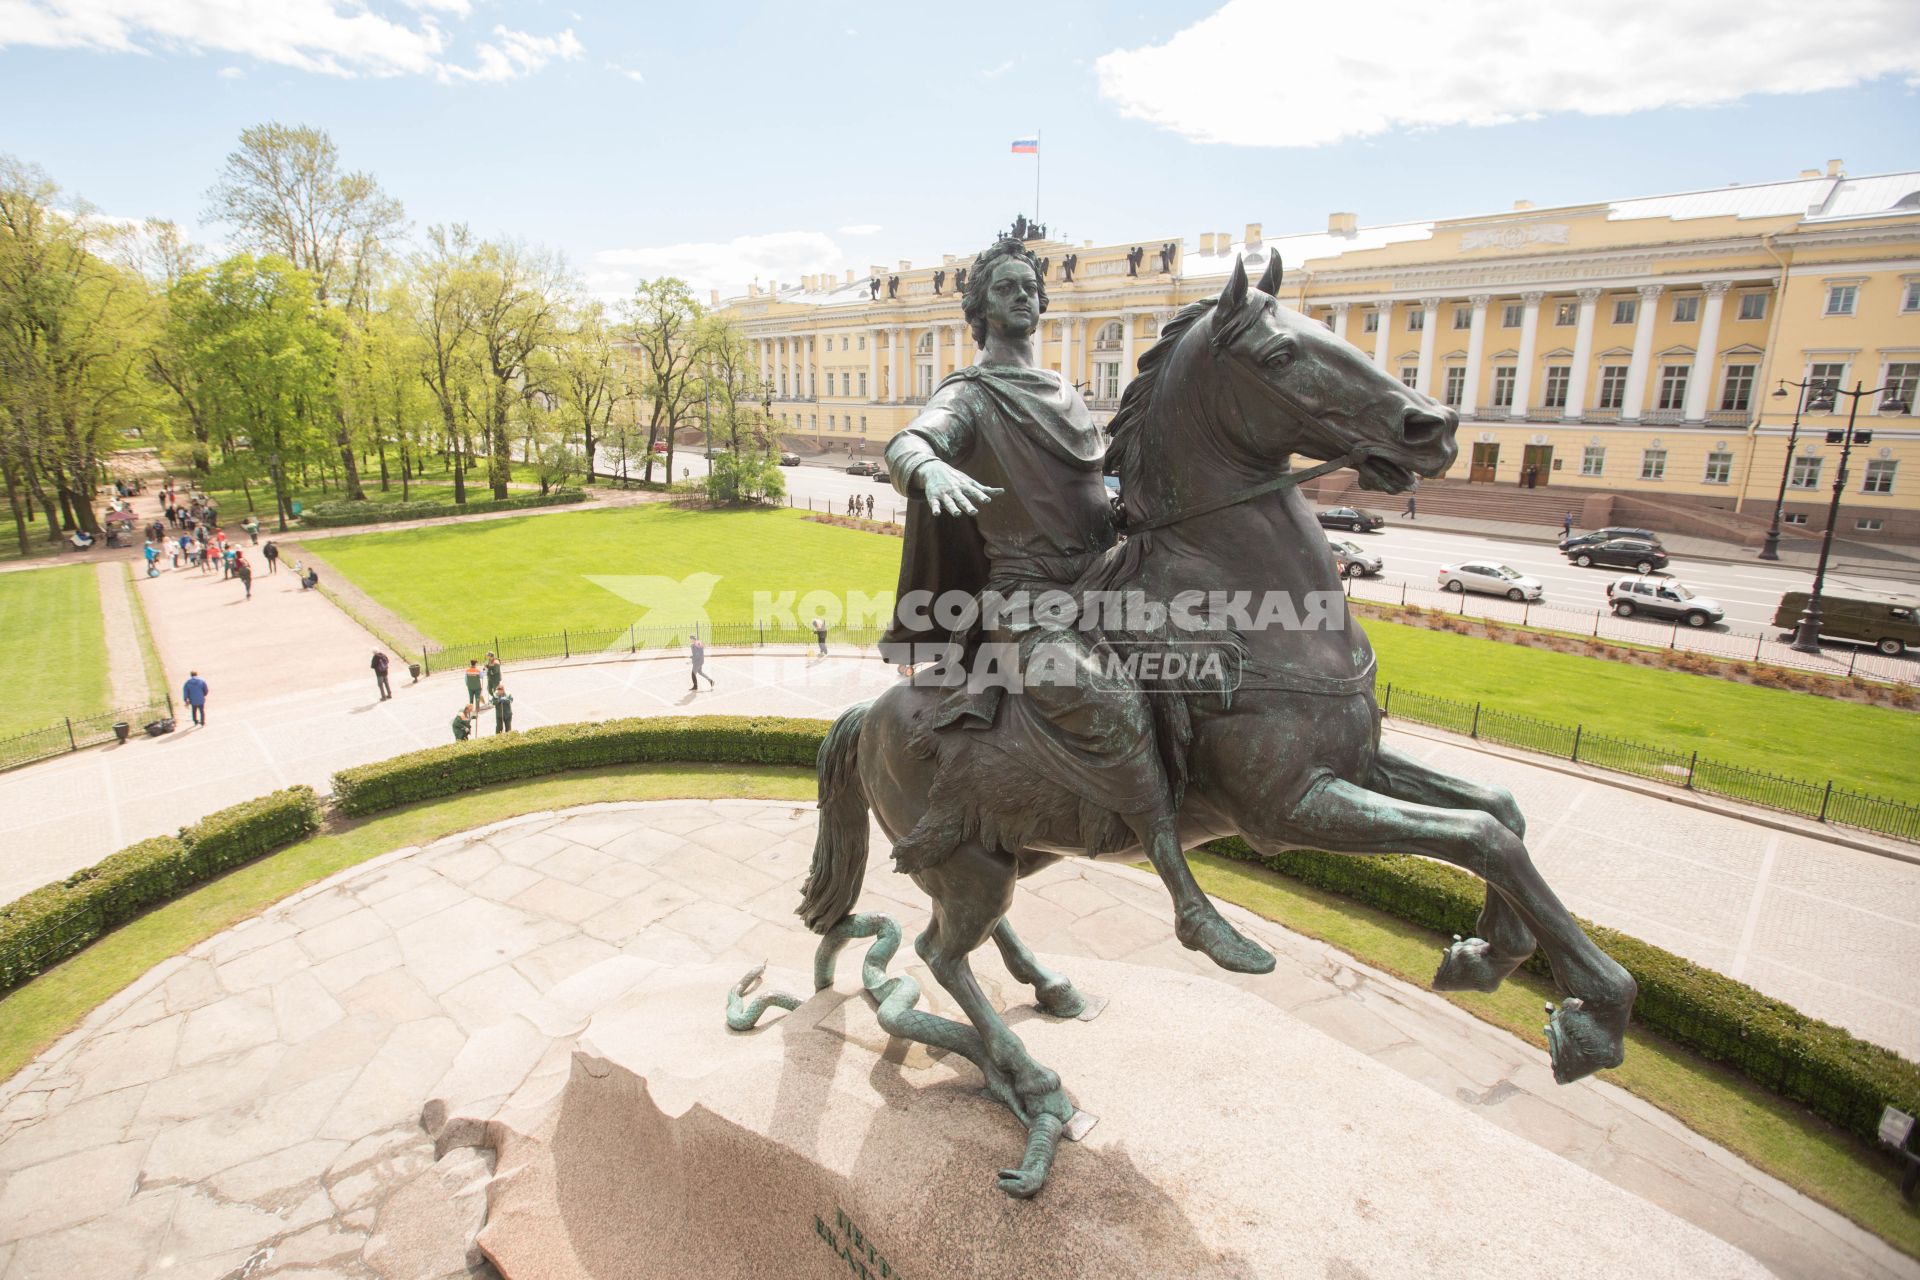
[1368,744,1536,993]
[992,916,1094,1019]
[1263,777,1635,1085]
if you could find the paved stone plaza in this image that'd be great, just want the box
[1,799,1910,1279]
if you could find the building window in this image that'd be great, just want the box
[1704,451,1733,484]
[809,414,817,430]
[1784,512,1809,526]
[1554,301,1578,326]
[1491,365,1517,408]
[1324,312,1337,331]
[1903,282,1920,313]
[1443,366,1465,407]
[828,414,836,431]
[1656,364,1690,411]
[1789,455,1822,489]
[1883,363,1918,413]
[1737,293,1767,322]
[1406,309,1424,332]
[859,416,868,432]
[1095,361,1120,400]
[1501,303,1523,328]
[1612,298,1638,326]
[842,336,850,351]
[1640,448,1667,480]
[1581,445,1605,476]
[1597,365,1628,410]
[1807,361,1848,406]
[1856,518,1885,531]
[1825,284,1858,316]
[1542,365,1570,409]
[857,372,868,397]
[1720,364,1755,412]
[1363,309,1380,333]
[1453,305,1472,330]
[841,372,850,396]
[857,336,866,351]
[1672,295,1699,323]
[1396,364,1417,387]
[1862,460,1898,494]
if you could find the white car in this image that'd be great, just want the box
[1438,561,1544,602]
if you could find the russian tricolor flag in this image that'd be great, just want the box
[1010,138,1038,154]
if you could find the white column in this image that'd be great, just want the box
[1510,292,1544,419]
[1121,313,1138,393]
[1563,288,1601,419]
[1621,284,1664,421]
[1684,281,1731,421]
[1460,296,1490,415]
[952,323,967,373]
[1061,317,1076,384]
[783,338,794,398]
[1371,302,1392,367]
[889,327,902,403]
[801,336,813,400]
[1329,302,1350,343]
[868,328,879,400]
[1414,297,1441,396]
[929,325,941,398]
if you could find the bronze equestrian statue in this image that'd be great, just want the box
[741,238,1638,1198]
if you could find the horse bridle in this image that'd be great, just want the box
[1120,447,1367,535]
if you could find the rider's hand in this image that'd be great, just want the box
[918,461,1004,517]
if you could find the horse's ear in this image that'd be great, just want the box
[1256,253,1283,297]
[1218,255,1248,313]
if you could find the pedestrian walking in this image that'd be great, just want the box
[1561,511,1574,539]
[464,659,484,710]
[865,493,875,519]
[1402,495,1416,520]
[689,634,714,690]
[484,652,502,698]
[451,705,475,741]
[371,650,392,700]
[243,516,260,545]
[143,541,159,577]
[810,614,828,656]
[235,554,253,599]
[182,671,209,726]
[490,685,515,732]
[263,541,279,574]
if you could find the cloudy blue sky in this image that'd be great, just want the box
[2,0,1917,300]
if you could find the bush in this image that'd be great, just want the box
[0,787,320,993]
[330,715,829,816]
[297,488,587,528]
[1209,837,1920,1147]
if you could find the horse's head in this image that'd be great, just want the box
[1191,255,1457,492]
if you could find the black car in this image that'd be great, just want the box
[1315,506,1384,533]
[1566,538,1669,574]
[1559,526,1659,553]
[846,460,882,477]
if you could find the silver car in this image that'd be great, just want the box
[1606,575,1725,627]
[1327,538,1382,578]
[1438,561,1545,601]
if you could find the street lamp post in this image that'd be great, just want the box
[1790,379,1908,653]
[1758,377,1825,562]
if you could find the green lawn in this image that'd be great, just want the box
[1364,620,1920,805]
[185,460,549,520]
[317,504,903,645]
[0,564,110,738]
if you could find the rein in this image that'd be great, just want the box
[1121,449,1365,535]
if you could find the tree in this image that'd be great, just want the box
[204,123,406,502]
[693,313,780,504]
[407,225,483,505]
[551,301,629,483]
[624,277,703,486]
[464,239,567,499]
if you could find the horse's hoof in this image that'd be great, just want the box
[1431,936,1527,994]
[1035,980,1092,1020]
[1176,913,1276,975]
[996,1166,1047,1199]
[1543,991,1633,1084]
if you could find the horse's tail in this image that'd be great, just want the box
[799,701,871,934]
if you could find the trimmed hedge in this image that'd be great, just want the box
[0,786,320,993]
[1209,837,1920,1149]
[296,488,587,528]
[330,715,828,816]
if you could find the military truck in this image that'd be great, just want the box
[1771,589,1920,656]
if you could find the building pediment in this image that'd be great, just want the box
[1658,345,1696,358]
[1721,343,1765,357]
[1598,346,1633,358]
[1490,348,1520,359]
[1541,347,1574,359]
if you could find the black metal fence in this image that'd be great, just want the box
[0,696,176,773]
[419,620,890,673]
[1379,682,1920,843]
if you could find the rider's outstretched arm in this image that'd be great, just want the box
[886,389,1001,517]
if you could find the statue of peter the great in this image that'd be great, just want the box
[880,237,1272,974]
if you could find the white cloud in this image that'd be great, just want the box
[606,61,644,83]
[1095,0,1920,147]
[595,231,849,300]
[0,0,583,83]
[216,64,243,79]
[980,59,1013,78]
[838,224,881,235]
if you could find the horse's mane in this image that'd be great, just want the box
[1104,298,1216,490]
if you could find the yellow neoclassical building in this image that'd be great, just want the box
[719,162,1920,541]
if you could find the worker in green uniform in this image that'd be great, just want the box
[463,659,483,710]
[485,652,502,698]
[451,705,474,741]
[490,684,514,733]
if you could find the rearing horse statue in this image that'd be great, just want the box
[779,255,1638,1197]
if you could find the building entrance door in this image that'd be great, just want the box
[1469,442,1499,483]
[1522,444,1553,487]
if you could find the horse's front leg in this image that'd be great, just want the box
[1367,744,1537,993]
[1127,809,1276,975]
[1253,777,1636,1085]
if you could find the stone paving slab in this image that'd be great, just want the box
[0,800,1912,1280]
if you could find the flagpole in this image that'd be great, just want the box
[1034,129,1041,227]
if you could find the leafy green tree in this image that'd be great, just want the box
[624,277,703,485]
[464,239,567,499]
[551,301,629,482]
